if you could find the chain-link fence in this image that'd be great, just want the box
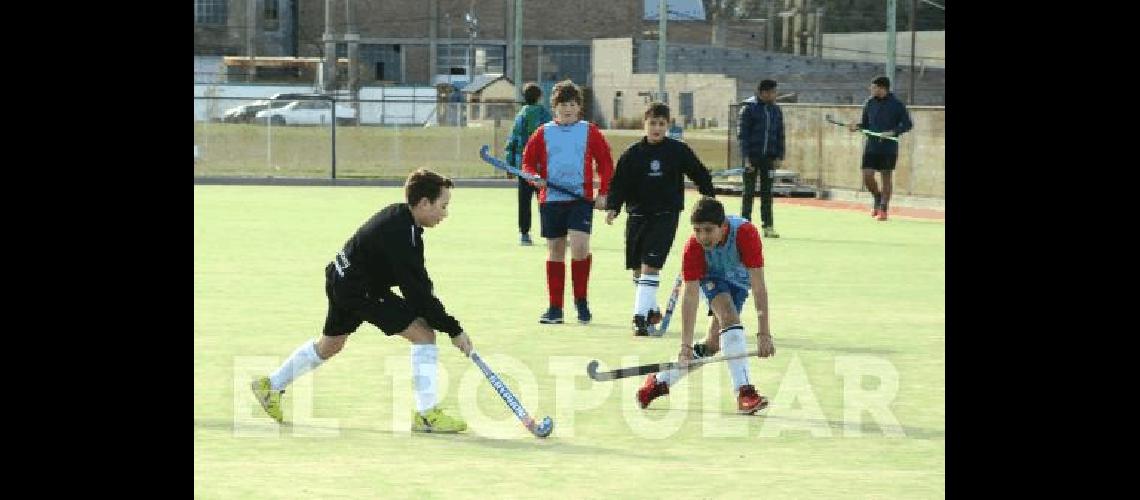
[727,103,945,198]
[194,96,945,199]
[194,96,519,179]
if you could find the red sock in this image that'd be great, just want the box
[571,254,591,302]
[546,260,565,308]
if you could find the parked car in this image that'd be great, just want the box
[222,94,329,123]
[254,100,358,125]
[268,92,327,102]
[222,100,271,123]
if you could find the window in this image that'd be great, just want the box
[361,44,402,83]
[264,0,279,31]
[679,92,694,124]
[539,46,589,83]
[436,45,504,77]
[195,0,227,26]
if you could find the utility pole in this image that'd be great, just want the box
[246,0,258,82]
[445,12,452,84]
[909,0,917,104]
[429,0,438,85]
[658,0,667,103]
[513,0,523,101]
[886,0,897,86]
[766,0,775,51]
[346,0,359,92]
[465,3,478,83]
[815,6,824,58]
[322,0,336,92]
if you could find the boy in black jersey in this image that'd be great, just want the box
[250,169,473,433]
[605,102,717,337]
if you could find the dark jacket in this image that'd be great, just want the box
[332,203,463,337]
[504,104,552,168]
[859,92,913,155]
[606,137,716,215]
[737,96,785,160]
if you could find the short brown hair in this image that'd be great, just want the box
[644,101,670,121]
[405,168,454,206]
[550,80,583,107]
[691,198,726,225]
[522,82,542,105]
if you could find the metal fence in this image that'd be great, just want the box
[193,96,520,179]
[193,96,945,200]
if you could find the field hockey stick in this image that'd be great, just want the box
[469,350,554,438]
[824,114,899,142]
[586,350,760,382]
[653,273,684,336]
[478,145,589,202]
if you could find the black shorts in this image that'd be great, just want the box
[540,200,594,238]
[861,153,898,171]
[625,212,680,270]
[322,263,417,336]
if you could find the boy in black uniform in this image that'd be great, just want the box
[605,102,716,336]
[251,169,473,433]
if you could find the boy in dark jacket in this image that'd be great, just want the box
[848,76,914,221]
[736,79,785,237]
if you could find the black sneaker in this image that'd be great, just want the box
[574,299,592,324]
[632,315,649,337]
[646,308,662,325]
[693,342,716,358]
[539,307,564,324]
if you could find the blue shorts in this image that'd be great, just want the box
[540,200,593,238]
[699,277,749,314]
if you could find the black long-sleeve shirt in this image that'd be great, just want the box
[334,203,463,337]
[606,137,716,215]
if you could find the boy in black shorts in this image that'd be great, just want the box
[250,169,473,433]
[848,76,913,221]
[605,102,716,336]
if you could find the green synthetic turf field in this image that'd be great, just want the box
[194,185,944,498]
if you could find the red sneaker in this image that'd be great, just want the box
[636,374,670,409]
[877,209,889,221]
[871,207,880,218]
[737,384,769,414]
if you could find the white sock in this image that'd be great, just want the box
[410,344,439,413]
[634,273,660,316]
[655,367,684,387]
[269,340,325,391]
[720,325,751,391]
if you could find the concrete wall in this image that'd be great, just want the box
[822,31,945,69]
[591,38,737,128]
[731,103,945,198]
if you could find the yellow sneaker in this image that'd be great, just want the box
[250,376,284,423]
[411,406,467,433]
